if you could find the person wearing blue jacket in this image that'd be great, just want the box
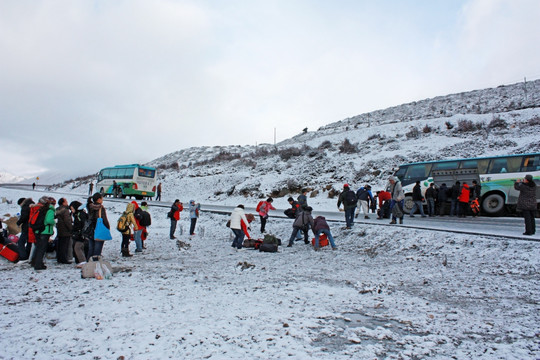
[188,200,201,236]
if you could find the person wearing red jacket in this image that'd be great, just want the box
[458,183,470,218]
[169,199,183,239]
[257,197,276,233]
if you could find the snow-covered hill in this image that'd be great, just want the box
[57,80,540,207]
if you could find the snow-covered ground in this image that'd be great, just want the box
[1,187,538,359]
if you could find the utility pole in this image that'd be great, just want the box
[274,128,276,145]
[524,77,528,103]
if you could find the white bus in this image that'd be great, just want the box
[96,164,157,200]
[395,153,540,216]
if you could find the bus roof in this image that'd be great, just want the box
[100,164,156,171]
[398,152,540,167]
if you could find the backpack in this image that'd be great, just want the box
[117,213,129,233]
[134,207,143,221]
[259,243,278,253]
[256,201,264,212]
[344,190,357,206]
[139,211,151,226]
[262,234,281,246]
[29,205,47,233]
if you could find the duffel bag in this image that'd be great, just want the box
[259,243,278,253]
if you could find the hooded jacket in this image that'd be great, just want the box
[121,203,139,235]
[17,198,34,232]
[55,205,73,237]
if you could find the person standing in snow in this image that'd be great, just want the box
[437,183,449,216]
[388,176,405,224]
[155,182,162,201]
[287,206,314,247]
[425,183,437,217]
[88,182,94,196]
[355,185,374,219]
[457,182,470,218]
[257,197,276,233]
[119,202,138,257]
[449,181,461,217]
[188,200,201,236]
[409,181,427,218]
[70,201,88,266]
[297,189,308,209]
[32,196,56,270]
[337,184,357,229]
[169,199,183,239]
[514,174,537,236]
[16,197,34,261]
[87,192,110,258]
[229,205,250,250]
[55,198,73,264]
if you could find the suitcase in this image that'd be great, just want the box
[311,234,329,248]
[0,243,20,262]
[259,243,278,253]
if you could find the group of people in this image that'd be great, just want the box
[14,192,153,271]
[168,199,201,239]
[227,190,338,252]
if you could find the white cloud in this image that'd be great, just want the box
[0,0,539,176]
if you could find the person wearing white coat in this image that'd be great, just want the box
[229,205,251,250]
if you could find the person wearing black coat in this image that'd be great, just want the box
[514,174,537,236]
[16,198,34,260]
[437,183,449,216]
[449,181,461,216]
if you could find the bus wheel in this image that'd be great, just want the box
[403,195,414,214]
[481,193,505,216]
[135,195,143,200]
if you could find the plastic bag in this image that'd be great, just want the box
[94,262,104,280]
[102,263,112,280]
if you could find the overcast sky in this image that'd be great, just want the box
[1,0,539,177]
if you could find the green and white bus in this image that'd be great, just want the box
[96,164,157,200]
[395,153,540,216]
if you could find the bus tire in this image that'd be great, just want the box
[481,193,505,216]
[403,195,414,214]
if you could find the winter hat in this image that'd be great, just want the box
[525,174,533,182]
[287,197,294,202]
[39,196,49,204]
[17,198,26,205]
[70,201,83,211]
[343,184,349,188]
[48,197,56,205]
[92,192,102,202]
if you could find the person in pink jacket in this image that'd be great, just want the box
[257,197,276,233]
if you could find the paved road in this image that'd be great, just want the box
[1,186,538,242]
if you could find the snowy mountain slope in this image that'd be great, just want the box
[57,80,540,208]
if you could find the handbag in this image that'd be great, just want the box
[94,208,112,241]
[391,203,404,218]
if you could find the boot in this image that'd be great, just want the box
[121,248,133,257]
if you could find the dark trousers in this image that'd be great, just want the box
[190,218,197,235]
[88,236,104,259]
[458,202,469,217]
[170,219,177,239]
[522,210,536,235]
[17,230,31,260]
[260,215,268,232]
[56,235,71,263]
[121,233,130,249]
[344,207,356,227]
[33,234,50,269]
[155,192,161,201]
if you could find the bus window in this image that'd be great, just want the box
[138,168,156,178]
[521,155,540,171]
[460,159,489,174]
[406,164,431,179]
[432,161,459,171]
[488,157,521,174]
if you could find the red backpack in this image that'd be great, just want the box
[256,201,264,212]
